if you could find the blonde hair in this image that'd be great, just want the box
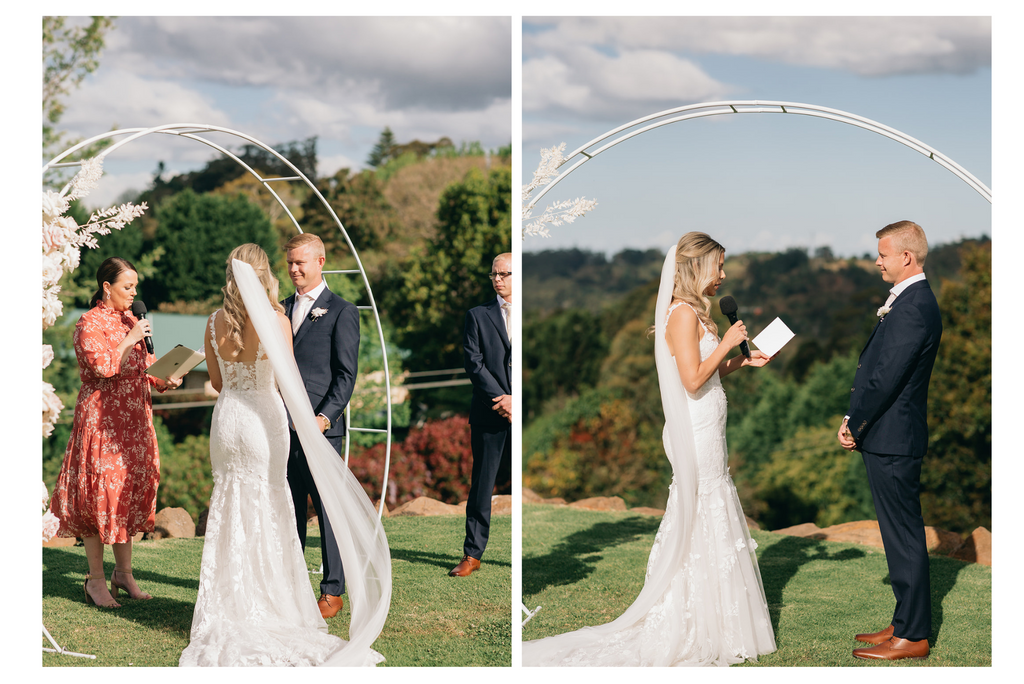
[492,252,511,267]
[222,244,285,350]
[672,232,725,336]
[284,232,326,259]
[877,220,928,266]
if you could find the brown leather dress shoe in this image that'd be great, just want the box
[448,555,481,577]
[853,636,929,661]
[318,593,343,619]
[855,624,894,645]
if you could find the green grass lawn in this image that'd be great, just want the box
[42,513,511,667]
[522,504,991,667]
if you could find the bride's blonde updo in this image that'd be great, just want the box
[672,231,725,336]
[222,243,285,350]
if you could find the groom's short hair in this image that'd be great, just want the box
[492,252,511,267]
[877,221,928,266]
[284,233,325,259]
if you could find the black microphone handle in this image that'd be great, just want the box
[139,313,155,354]
[724,312,751,358]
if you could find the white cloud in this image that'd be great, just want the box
[318,152,363,178]
[59,70,234,164]
[524,46,730,118]
[526,16,990,77]
[52,16,511,176]
[78,170,155,209]
[112,17,511,112]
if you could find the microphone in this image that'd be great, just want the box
[131,300,155,354]
[719,296,750,358]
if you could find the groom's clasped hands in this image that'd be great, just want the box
[492,394,512,421]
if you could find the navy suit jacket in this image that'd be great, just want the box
[282,287,359,438]
[464,298,512,427]
[847,279,942,456]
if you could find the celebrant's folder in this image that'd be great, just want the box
[146,344,205,381]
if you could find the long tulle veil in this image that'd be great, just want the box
[522,245,700,665]
[232,259,392,666]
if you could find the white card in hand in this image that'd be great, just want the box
[751,317,795,358]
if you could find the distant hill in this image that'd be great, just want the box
[523,247,665,314]
[524,238,986,317]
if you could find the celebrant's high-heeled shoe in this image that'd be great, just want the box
[84,574,120,608]
[110,567,152,600]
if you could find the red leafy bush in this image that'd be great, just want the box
[348,415,480,507]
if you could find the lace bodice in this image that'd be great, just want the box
[208,312,277,393]
[665,301,727,400]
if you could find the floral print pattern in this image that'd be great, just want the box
[49,302,160,543]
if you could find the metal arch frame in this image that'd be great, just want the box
[43,123,393,519]
[526,100,992,211]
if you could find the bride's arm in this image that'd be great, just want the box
[666,304,733,393]
[276,313,293,356]
[205,312,222,394]
[718,349,772,377]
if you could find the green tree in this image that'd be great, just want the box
[382,166,511,371]
[757,423,875,529]
[922,242,991,531]
[300,168,401,254]
[141,137,318,212]
[43,16,115,164]
[144,189,280,306]
[523,308,608,421]
[366,127,396,168]
[728,372,798,478]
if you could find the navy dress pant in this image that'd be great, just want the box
[861,449,931,641]
[287,430,346,597]
[463,424,512,560]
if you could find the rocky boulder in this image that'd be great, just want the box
[390,496,464,517]
[629,507,665,516]
[491,495,512,515]
[951,527,991,566]
[151,507,195,539]
[569,496,627,512]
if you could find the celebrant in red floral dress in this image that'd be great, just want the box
[50,257,182,609]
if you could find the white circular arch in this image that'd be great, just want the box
[527,100,992,210]
[43,123,393,518]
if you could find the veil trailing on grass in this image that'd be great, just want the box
[522,245,701,665]
[233,259,392,666]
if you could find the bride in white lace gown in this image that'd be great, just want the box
[523,232,777,666]
[179,245,390,667]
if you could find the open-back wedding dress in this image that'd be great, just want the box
[179,260,390,667]
[522,246,776,666]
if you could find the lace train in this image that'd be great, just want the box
[179,311,384,667]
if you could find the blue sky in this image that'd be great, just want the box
[45,16,512,207]
[522,16,992,258]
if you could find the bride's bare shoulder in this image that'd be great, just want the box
[667,300,697,325]
[275,311,292,337]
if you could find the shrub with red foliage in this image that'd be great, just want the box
[349,415,491,508]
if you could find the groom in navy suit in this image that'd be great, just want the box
[450,252,512,577]
[838,221,942,661]
[282,233,359,618]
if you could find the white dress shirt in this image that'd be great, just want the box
[291,279,328,334]
[883,272,927,309]
[497,294,511,343]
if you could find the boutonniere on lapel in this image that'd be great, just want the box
[310,307,328,321]
[876,306,891,319]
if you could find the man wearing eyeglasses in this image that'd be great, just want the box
[450,253,513,577]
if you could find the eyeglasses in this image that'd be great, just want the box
[488,271,512,281]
